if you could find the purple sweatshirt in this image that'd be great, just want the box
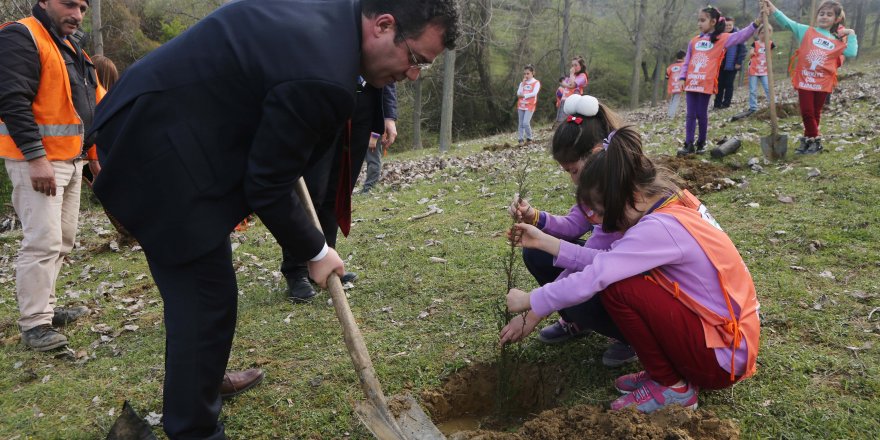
[538,205,623,280]
[679,23,759,81]
[530,209,749,375]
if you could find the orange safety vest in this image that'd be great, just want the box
[0,17,105,161]
[645,190,760,382]
[683,33,731,95]
[791,27,847,93]
[666,61,685,95]
[748,40,770,77]
[518,80,540,112]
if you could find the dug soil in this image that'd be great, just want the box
[653,155,738,194]
[421,362,740,440]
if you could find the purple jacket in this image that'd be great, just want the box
[679,23,759,81]
[530,209,749,375]
[539,205,622,280]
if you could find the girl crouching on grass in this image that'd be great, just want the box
[508,94,636,367]
[501,125,760,413]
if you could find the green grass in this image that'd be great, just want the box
[1,57,879,439]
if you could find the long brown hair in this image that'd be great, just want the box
[575,125,681,232]
[571,56,587,75]
[92,54,119,90]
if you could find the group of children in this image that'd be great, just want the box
[666,0,857,156]
[515,56,589,145]
[498,0,860,415]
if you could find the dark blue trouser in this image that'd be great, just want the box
[145,237,237,440]
[522,246,627,343]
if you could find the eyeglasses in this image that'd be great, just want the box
[402,36,433,72]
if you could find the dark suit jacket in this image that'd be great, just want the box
[89,0,361,265]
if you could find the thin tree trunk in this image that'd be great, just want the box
[872,12,880,46]
[629,0,647,108]
[91,0,103,56]
[412,78,422,150]
[439,49,456,153]
[560,0,572,76]
[651,55,663,106]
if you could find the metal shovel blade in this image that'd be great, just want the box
[355,395,445,440]
[760,134,788,160]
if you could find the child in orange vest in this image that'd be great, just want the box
[665,50,686,118]
[554,76,575,125]
[745,25,776,115]
[765,0,858,154]
[501,125,760,413]
[677,6,763,156]
[509,94,636,367]
[516,64,541,145]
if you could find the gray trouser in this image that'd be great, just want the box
[667,93,682,119]
[517,109,534,141]
[363,146,381,190]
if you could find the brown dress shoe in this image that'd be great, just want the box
[219,368,264,399]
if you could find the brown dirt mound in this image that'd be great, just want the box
[652,155,737,194]
[455,405,739,440]
[483,142,515,152]
[423,363,740,439]
[753,101,800,120]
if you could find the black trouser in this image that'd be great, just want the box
[714,69,738,108]
[522,246,627,343]
[145,237,237,440]
[280,86,378,279]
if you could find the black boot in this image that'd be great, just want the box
[805,137,823,154]
[795,136,808,154]
[676,142,695,157]
[286,271,316,302]
[695,140,707,154]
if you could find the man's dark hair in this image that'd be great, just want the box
[362,0,460,49]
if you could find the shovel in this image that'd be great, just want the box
[759,8,787,160]
[294,178,445,440]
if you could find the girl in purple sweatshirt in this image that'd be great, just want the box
[501,125,760,414]
[508,94,635,367]
[677,6,762,156]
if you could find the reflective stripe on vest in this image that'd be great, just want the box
[0,123,83,137]
[684,33,730,95]
[792,27,847,93]
[648,190,761,382]
[0,17,98,161]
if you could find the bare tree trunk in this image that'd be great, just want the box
[629,0,647,108]
[412,78,422,150]
[852,0,866,58]
[560,0,572,76]
[651,55,663,106]
[440,49,456,153]
[873,11,880,46]
[91,0,103,55]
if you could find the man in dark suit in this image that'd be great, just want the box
[87,0,459,438]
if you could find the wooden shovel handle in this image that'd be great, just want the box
[761,8,779,137]
[294,178,391,410]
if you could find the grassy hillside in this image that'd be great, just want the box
[1,55,878,439]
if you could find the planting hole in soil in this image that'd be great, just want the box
[419,362,741,439]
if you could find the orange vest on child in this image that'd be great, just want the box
[0,17,105,161]
[684,33,732,94]
[666,61,685,95]
[646,190,760,382]
[518,80,540,112]
[792,27,847,93]
[748,41,770,77]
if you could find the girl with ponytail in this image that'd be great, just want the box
[502,125,761,414]
[505,95,637,367]
[676,5,764,156]
[764,0,858,154]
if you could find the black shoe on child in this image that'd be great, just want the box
[694,140,707,154]
[795,137,809,154]
[676,142,696,157]
[804,137,823,154]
